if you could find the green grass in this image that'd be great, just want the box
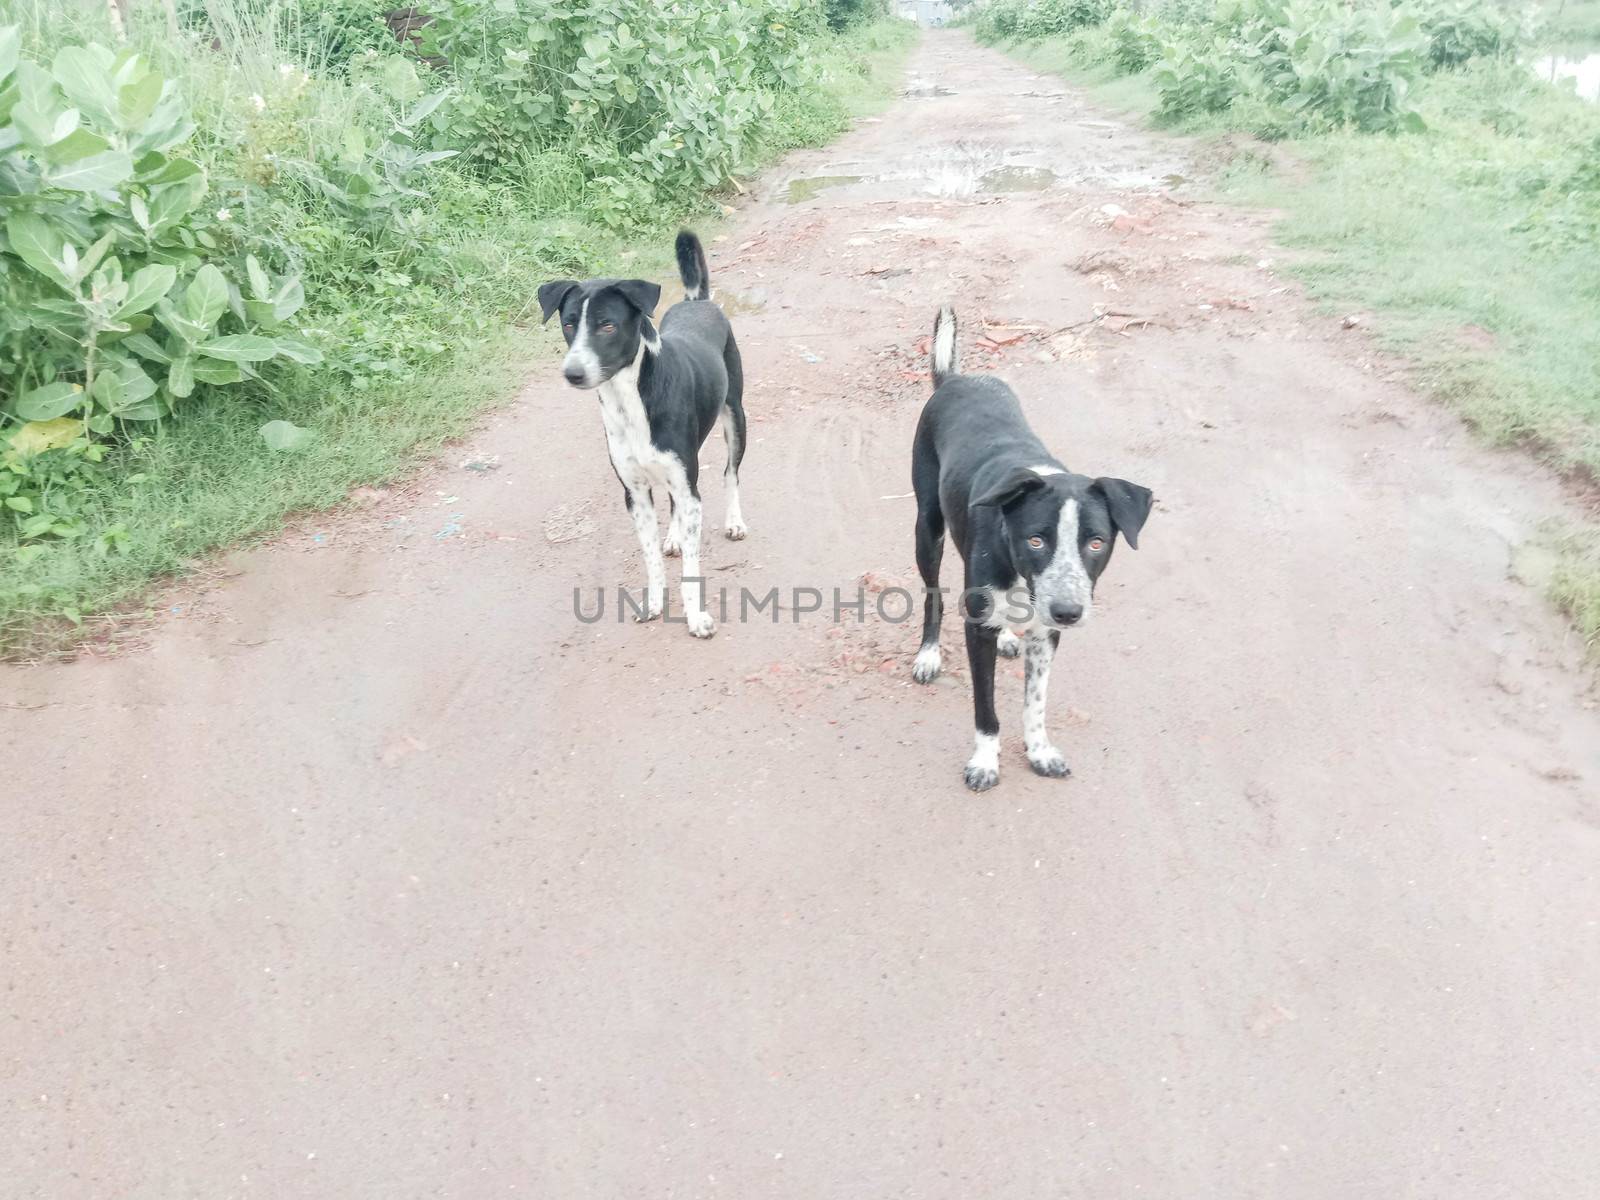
[0,10,917,655]
[991,29,1600,651]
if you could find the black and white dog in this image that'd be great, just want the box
[910,307,1153,792]
[539,231,747,638]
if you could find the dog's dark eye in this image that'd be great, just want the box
[598,322,616,334]
[1027,536,1044,550]
[1087,537,1105,552]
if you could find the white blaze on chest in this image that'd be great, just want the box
[597,355,684,492]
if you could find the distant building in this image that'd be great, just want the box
[897,0,953,25]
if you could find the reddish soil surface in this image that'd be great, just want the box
[5,33,1599,1199]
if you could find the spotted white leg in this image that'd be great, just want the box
[627,487,666,620]
[662,497,685,558]
[997,628,1022,658]
[676,491,715,638]
[1023,629,1070,778]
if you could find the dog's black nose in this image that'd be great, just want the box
[1050,601,1083,626]
[562,364,587,385]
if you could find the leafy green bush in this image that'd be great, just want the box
[0,27,315,544]
[1145,0,1429,133]
[1104,7,1163,73]
[975,0,1113,41]
[825,0,889,28]
[1414,0,1523,70]
[420,0,825,223]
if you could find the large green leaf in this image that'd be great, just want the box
[43,126,110,164]
[166,353,194,397]
[15,381,84,421]
[4,213,73,292]
[0,25,20,84]
[8,416,79,456]
[191,358,242,386]
[12,100,79,150]
[121,332,172,365]
[182,264,227,330]
[113,264,176,319]
[51,45,118,126]
[44,149,133,192]
[117,69,162,130]
[197,334,279,363]
[146,172,206,233]
[270,338,323,365]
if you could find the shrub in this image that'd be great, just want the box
[1104,7,1163,73]
[419,0,823,221]
[1148,0,1429,134]
[1414,0,1523,70]
[0,28,316,543]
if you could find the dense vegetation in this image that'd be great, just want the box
[0,0,911,648]
[971,0,1600,649]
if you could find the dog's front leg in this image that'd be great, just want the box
[625,487,666,620]
[674,487,715,639]
[662,494,684,558]
[1023,629,1070,778]
[963,619,1001,792]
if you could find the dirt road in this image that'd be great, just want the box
[5,32,1599,1199]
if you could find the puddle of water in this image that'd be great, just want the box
[904,85,956,98]
[786,174,863,203]
[784,140,1188,204]
[977,165,1056,194]
[1533,52,1600,100]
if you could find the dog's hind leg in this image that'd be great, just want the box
[911,443,945,683]
[911,502,945,684]
[963,616,1001,792]
[996,628,1022,659]
[720,335,748,540]
[1023,629,1070,778]
[624,485,666,620]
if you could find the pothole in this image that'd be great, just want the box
[786,174,864,203]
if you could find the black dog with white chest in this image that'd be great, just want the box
[910,307,1153,792]
[539,231,746,638]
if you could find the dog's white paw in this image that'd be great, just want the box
[964,762,1000,792]
[725,519,748,541]
[686,610,716,639]
[997,629,1022,659]
[634,587,665,622]
[662,534,683,558]
[965,733,1000,792]
[911,644,941,684]
[1027,746,1072,779]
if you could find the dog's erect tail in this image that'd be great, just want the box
[675,230,711,301]
[930,305,959,387]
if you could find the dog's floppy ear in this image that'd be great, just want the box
[612,279,662,317]
[1092,477,1153,549]
[537,281,578,325]
[972,467,1047,511]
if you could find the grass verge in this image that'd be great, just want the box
[992,33,1600,653]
